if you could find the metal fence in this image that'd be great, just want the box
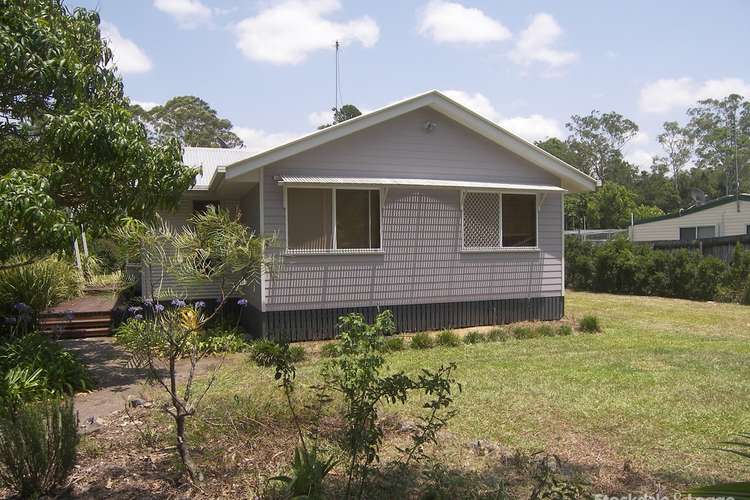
[564,229,628,243]
[641,234,750,262]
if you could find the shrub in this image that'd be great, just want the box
[199,327,249,354]
[0,333,91,399]
[579,315,601,333]
[383,337,405,352]
[288,345,306,363]
[558,325,574,336]
[0,397,79,498]
[319,342,340,358]
[435,330,461,347]
[0,257,82,315]
[463,331,485,344]
[536,324,556,337]
[249,339,285,366]
[487,327,510,342]
[410,332,434,349]
[322,311,460,496]
[563,235,750,303]
[512,326,538,340]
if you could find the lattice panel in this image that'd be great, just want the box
[463,192,499,248]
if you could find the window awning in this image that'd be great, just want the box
[274,176,566,193]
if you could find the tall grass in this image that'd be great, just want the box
[0,257,82,313]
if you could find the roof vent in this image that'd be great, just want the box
[424,121,438,133]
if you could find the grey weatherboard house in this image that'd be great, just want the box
[145,90,596,341]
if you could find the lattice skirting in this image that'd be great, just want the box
[244,296,564,343]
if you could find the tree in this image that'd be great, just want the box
[655,121,692,182]
[634,163,681,213]
[535,138,582,168]
[115,208,272,481]
[687,94,750,197]
[565,111,639,182]
[133,96,243,147]
[0,0,195,265]
[317,104,362,129]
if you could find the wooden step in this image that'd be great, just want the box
[39,316,112,327]
[47,326,112,339]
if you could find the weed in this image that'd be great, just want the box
[435,330,461,347]
[410,332,434,349]
[463,331,486,345]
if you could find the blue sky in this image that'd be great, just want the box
[72,0,750,167]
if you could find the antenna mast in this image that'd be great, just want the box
[334,40,340,113]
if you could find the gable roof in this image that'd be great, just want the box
[222,90,596,193]
[634,194,750,225]
[183,146,257,188]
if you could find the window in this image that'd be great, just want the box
[462,192,537,249]
[286,188,381,252]
[746,225,750,235]
[192,199,220,214]
[502,194,537,247]
[679,225,715,241]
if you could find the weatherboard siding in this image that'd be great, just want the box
[261,108,563,312]
[147,198,262,306]
[632,199,750,242]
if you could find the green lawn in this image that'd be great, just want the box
[184,291,750,494]
[382,292,750,488]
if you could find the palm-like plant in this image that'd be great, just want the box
[687,433,750,499]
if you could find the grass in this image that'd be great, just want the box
[129,291,750,495]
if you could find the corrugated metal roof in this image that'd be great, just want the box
[275,176,566,192]
[183,147,256,188]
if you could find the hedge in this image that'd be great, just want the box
[565,236,750,304]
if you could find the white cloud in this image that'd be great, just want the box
[132,100,159,110]
[499,115,562,143]
[234,127,300,152]
[442,90,501,121]
[442,90,561,142]
[417,0,511,44]
[154,0,212,28]
[308,109,334,127]
[509,13,578,73]
[100,21,153,74]
[625,149,656,168]
[234,0,379,65]
[631,131,649,145]
[639,77,750,113]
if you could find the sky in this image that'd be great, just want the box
[71,0,750,168]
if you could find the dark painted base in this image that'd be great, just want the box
[246,296,564,343]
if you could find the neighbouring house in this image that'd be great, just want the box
[631,194,750,242]
[145,90,596,341]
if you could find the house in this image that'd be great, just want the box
[631,194,750,242]
[145,90,596,341]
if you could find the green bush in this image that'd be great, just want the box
[0,257,82,315]
[249,339,284,366]
[319,342,339,358]
[410,332,434,349]
[512,326,539,340]
[383,337,405,352]
[565,236,750,303]
[536,324,556,337]
[288,345,306,363]
[558,325,574,336]
[487,327,510,342]
[199,327,249,354]
[435,330,461,347]
[0,397,79,498]
[579,315,601,333]
[463,331,485,344]
[0,333,91,400]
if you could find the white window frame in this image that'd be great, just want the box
[679,224,717,241]
[461,190,541,252]
[283,185,385,255]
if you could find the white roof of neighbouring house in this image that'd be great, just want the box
[183,146,257,188]
[189,90,597,193]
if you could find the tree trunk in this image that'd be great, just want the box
[175,413,201,481]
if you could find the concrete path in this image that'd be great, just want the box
[61,337,225,430]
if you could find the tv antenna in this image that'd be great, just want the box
[334,40,343,114]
